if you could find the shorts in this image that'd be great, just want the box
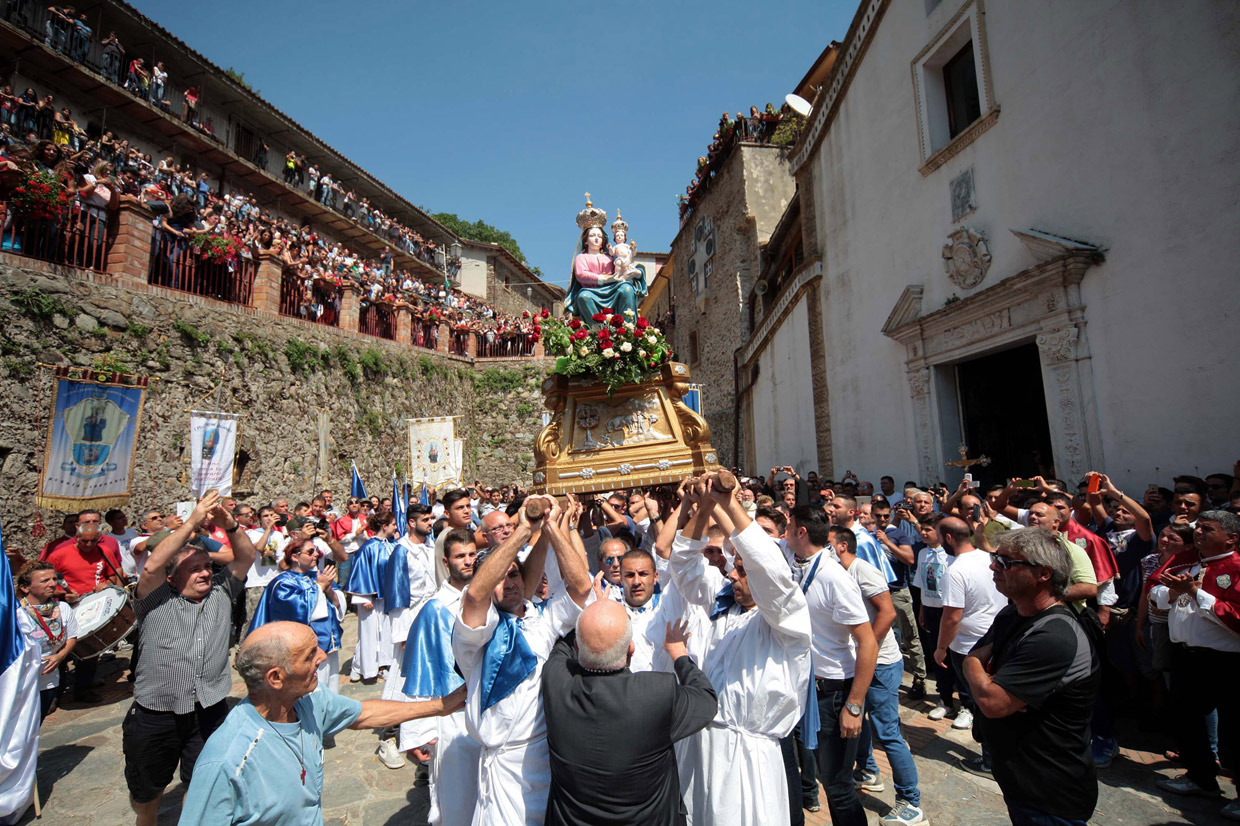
[122,700,229,802]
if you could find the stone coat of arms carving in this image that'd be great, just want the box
[942,227,992,290]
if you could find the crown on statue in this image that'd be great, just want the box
[576,193,608,232]
[611,209,628,235]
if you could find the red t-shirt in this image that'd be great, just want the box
[1065,520,1119,583]
[43,536,123,594]
[331,515,357,542]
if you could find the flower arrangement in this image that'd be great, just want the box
[8,168,72,221]
[189,233,247,264]
[531,307,672,394]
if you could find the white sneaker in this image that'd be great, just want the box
[881,801,928,825]
[377,737,405,769]
[952,708,973,729]
[927,704,949,721]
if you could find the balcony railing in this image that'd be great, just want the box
[148,229,255,305]
[414,319,439,350]
[280,271,340,327]
[0,201,111,272]
[358,302,396,340]
[476,331,537,358]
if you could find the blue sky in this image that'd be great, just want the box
[130,0,857,287]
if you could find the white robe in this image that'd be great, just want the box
[400,582,481,826]
[626,577,689,674]
[452,589,582,826]
[309,587,346,693]
[0,621,42,825]
[669,522,813,826]
[350,597,386,679]
[381,539,441,703]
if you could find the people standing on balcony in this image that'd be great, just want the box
[35,94,54,140]
[16,88,37,137]
[252,140,268,170]
[150,61,167,107]
[45,5,74,53]
[70,11,91,62]
[125,57,148,97]
[0,87,15,131]
[182,86,199,124]
[100,30,123,83]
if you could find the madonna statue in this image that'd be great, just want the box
[566,194,644,321]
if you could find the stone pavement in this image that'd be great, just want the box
[21,612,1238,826]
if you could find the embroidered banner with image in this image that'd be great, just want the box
[38,369,148,511]
[408,417,458,488]
[189,412,239,497]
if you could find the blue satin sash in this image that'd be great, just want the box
[248,571,342,654]
[401,598,464,699]
[709,581,735,620]
[477,610,538,713]
[346,537,390,596]
[379,542,412,610]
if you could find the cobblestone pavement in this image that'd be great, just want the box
[21,613,1237,825]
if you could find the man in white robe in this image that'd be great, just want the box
[401,529,481,826]
[669,472,813,826]
[453,497,591,826]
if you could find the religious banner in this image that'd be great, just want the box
[454,439,464,478]
[407,417,458,488]
[38,367,148,511]
[189,412,239,497]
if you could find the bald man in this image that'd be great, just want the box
[542,599,716,825]
[179,622,463,825]
[597,537,628,602]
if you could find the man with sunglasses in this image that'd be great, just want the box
[597,538,629,603]
[962,528,1100,826]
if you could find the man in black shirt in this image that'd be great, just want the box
[961,528,1100,826]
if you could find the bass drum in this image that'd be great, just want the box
[72,585,136,659]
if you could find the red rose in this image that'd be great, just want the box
[592,312,606,323]
[597,328,611,341]
[603,307,614,315]
[533,325,542,334]
[636,317,649,329]
[611,315,625,329]
[541,308,550,318]
[569,318,582,330]
[522,311,531,318]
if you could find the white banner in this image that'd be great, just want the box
[190,412,239,496]
[408,417,458,488]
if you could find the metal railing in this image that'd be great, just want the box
[448,328,470,356]
[279,271,340,327]
[0,200,111,272]
[475,331,537,358]
[147,229,254,305]
[413,319,439,350]
[358,302,396,340]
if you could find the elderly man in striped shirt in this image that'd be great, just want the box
[121,489,256,826]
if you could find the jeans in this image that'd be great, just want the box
[815,678,867,826]
[856,661,921,806]
[779,733,805,826]
[103,51,120,83]
[1005,800,1088,826]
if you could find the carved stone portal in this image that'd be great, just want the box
[942,227,992,290]
[532,362,720,495]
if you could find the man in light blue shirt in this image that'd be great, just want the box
[179,621,463,826]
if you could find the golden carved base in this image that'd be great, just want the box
[531,362,720,495]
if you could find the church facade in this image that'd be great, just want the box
[737,0,1240,489]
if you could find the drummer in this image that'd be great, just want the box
[122,489,258,826]
[41,509,125,704]
[15,561,79,720]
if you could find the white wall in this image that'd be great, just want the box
[456,246,489,299]
[809,0,1240,490]
[749,297,821,476]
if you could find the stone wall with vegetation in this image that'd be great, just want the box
[0,263,551,556]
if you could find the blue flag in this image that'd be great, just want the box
[418,483,429,506]
[392,472,407,539]
[0,519,26,675]
[350,462,368,500]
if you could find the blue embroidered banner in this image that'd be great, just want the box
[683,384,702,414]
[38,368,147,510]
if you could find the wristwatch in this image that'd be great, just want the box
[844,701,863,717]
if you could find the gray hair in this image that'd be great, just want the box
[1200,510,1240,538]
[575,612,633,672]
[235,634,292,693]
[163,544,202,578]
[996,528,1070,598]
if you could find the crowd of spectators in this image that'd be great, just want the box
[3,4,462,280]
[678,104,790,220]
[0,81,543,356]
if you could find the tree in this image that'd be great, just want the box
[225,67,258,94]
[432,213,528,264]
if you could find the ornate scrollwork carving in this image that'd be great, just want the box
[534,411,563,465]
[672,400,712,445]
[942,227,992,290]
[1036,327,1078,364]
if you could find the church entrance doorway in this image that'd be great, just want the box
[948,343,1054,488]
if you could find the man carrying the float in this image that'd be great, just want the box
[346,511,396,683]
[400,529,481,826]
[669,471,813,826]
[453,495,591,826]
[247,534,346,691]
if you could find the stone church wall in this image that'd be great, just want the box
[0,262,551,557]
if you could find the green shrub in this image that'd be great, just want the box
[360,347,388,378]
[284,337,319,374]
[475,367,523,394]
[173,319,210,347]
[11,288,68,320]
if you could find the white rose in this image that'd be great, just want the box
[646,335,657,344]
[579,347,588,356]
[620,342,633,353]
[602,347,616,358]
[638,349,647,358]
[625,322,636,331]
[623,309,635,316]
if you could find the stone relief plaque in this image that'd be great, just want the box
[942,227,992,290]
[570,392,674,453]
[950,167,976,223]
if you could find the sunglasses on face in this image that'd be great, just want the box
[603,556,622,565]
[990,553,1040,570]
